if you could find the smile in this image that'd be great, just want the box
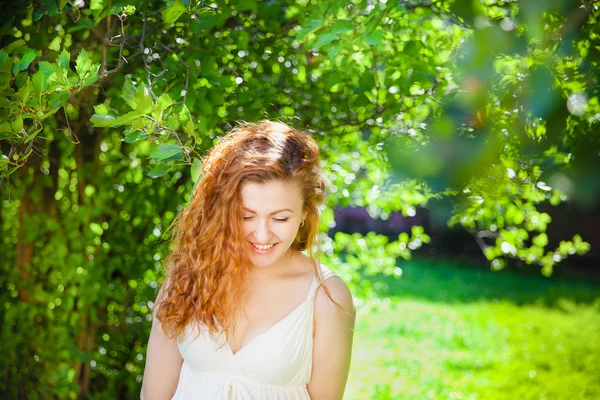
[252,243,276,250]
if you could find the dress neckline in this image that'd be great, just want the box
[225,275,319,357]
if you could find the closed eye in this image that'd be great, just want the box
[242,217,289,222]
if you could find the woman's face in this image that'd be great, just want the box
[240,179,307,270]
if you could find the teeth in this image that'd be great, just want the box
[252,243,275,250]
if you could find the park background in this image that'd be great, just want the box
[1,0,599,399]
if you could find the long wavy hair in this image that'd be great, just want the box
[156,120,337,343]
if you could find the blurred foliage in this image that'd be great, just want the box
[384,0,599,276]
[0,0,598,398]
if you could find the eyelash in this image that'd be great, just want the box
[243,217,289,222]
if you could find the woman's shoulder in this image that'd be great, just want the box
[314,263,354,314]
[316,262,338,281]
[312,263,355,352]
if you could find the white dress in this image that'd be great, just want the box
[172,264,338,400]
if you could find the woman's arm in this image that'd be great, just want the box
[140,288,184,400]
[308,276,356,399]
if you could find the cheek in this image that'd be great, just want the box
[280,224,300,240]
[241,222,252,236]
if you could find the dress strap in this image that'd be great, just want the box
[306,263,337,301]
[317,263,337,281]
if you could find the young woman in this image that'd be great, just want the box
[141,121,356,399]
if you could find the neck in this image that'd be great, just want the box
[248,249,297,281]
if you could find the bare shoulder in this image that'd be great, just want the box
[308,270,356,399]
[315,273,356,320]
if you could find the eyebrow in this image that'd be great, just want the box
[243,207,294,215]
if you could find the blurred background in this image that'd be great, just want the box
[1,0,599,399]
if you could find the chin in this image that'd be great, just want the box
[247,244,291,268]
[249,251,280,264]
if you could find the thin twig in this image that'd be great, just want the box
[139,9,157,100]
[63,106,80,144]
[146,116,193,165]
[467,227,498,255]
[98,14,127,79]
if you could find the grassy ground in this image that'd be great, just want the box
[345,259,600,400]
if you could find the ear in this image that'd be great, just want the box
[302,211,308,221]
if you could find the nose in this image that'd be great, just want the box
[253,219,271,244]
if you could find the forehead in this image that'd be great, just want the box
[240,180,303,212]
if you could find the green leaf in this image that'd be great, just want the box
[15,78,33,101]
[179,104,195,137]
[160,152,183,162]
[32,70,45,95]
[82,69,99,87]
[162,0,188,26]
[122,77,138,109]
[296,17,324,41]
[48,36,61,52]
[58,49,70,69]
[327,41,344,60]
[90,114,118,127]
[150,143,182,161]
[156,94,173,114]
[38,61,56,77]
[123,130,150,143]
[191,157,202,183]
[101,83,152,127]
[113,109,149,126]
[365,29,384,46]
[0,50,7,63]
[93,103,113,115]
[388,4,406,18]
[18,50,36,72]
[44,91,70,110]
[0,122,12,134]
[0,58,13,75]
[134,83,153,112]
[3,39,26,54]
[24,127,43,143]
[11,116,23,134]
[312,32,339,50]
[32,70,45,104]
[11,59,20,75]
[184,119,195,137]
[147,164,172,178]
[130,117,145,134]
[75,49,92,78]
[327,20,354,36]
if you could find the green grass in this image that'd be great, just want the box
[345,259,600,400]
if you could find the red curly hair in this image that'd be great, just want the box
[156,120,334,343]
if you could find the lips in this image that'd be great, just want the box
[252,243,275,250]
[249,242,278,254]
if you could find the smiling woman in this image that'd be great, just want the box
[140,121,356,400]
[241,181,306,268]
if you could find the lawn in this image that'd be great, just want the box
[345,259,600,400]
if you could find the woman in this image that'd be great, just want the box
[141,121,356,399]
